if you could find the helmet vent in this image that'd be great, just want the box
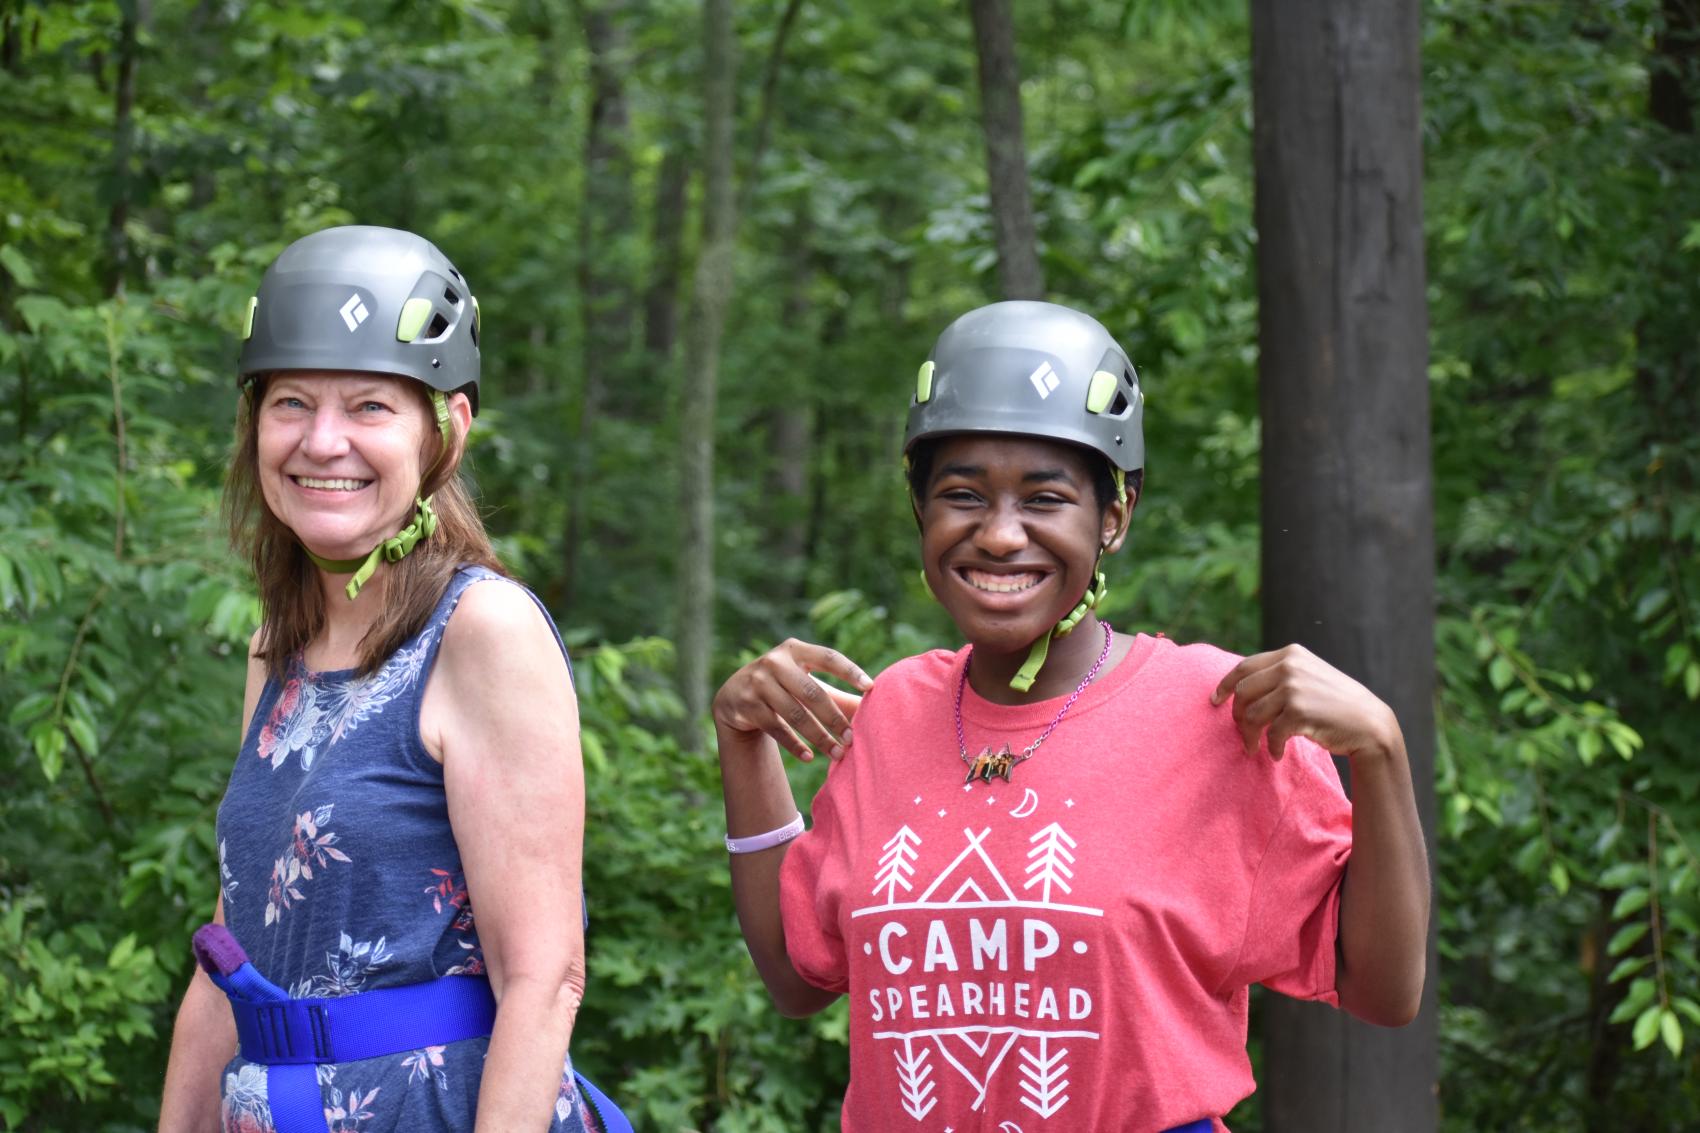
[425,312,451,340]
[1106,389,1131,416]
[443,285,461,306]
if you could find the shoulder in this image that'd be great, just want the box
[863,647,961,711]
[436,575,568,687]
[1150,636,1244,684]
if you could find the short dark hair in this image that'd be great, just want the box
[905,436,1141,516]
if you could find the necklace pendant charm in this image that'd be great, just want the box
[963,743,1025,784]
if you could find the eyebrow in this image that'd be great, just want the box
[934,463,1079,485]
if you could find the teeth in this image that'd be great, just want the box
[295,476,370,491]
[965,570,1043,594]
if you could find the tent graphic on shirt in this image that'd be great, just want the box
[915,825,1019,905]
[855,824,1104,1123]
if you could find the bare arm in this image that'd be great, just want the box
[1214,645,1429,1027]
[157,899,236,1133]
[425,583,585,1133]
[714,640,872,1018]
[1332,731,1429,1026]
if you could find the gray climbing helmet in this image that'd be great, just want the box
[905,300,1142,472]
[238,225,481,413]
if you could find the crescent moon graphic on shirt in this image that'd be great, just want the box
[998,1122,1025,1133]
[1008,787,1039,819]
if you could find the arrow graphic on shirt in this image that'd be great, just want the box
[932,1030,1022,1111]
[1018,1037,1070,1118]
[1022,823,1078,904]
[874,826,923,903]
[894,1037,938,1121]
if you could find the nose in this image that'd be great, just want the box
[299,404,351,461]
[972,499,1029,557]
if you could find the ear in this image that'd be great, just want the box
[445,391,474,455]
[1101,486,1136,554]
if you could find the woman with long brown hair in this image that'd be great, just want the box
[157,226,604,1133]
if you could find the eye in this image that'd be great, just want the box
[273,395,307,410]
[357,400,393,414]
[936,487,982,505]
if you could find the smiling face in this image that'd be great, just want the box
[918,435,1132,659]
[255,372,440,562]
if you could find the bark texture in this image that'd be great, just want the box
[1250,0,1437,1129]
[966,0,1044,299]
[676,0,737,730]
[106,0,148,296]
[563,0,636,611]
[644,147,691,360]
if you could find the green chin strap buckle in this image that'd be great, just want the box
[1009,569,1108,693]
[306,495,440,600]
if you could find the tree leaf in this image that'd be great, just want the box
[1607,922,1649,957]
[0,244,39,288]
[1661,1010,1683,1057]
[1632,1005,1662,1050]
[1611,887,1649,919]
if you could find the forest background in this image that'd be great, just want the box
[2,0,1698,1129]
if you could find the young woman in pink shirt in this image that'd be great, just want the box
[714,301,1429,1132]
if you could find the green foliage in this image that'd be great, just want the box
[3,0,1698,1127]
[0,897,169,1128]
[1421,0,1700,1125]
[571,637,848,1132]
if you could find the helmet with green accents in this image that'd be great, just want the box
[905,300,1142,473]
[238,225,481,412]
[905,301,1145,692]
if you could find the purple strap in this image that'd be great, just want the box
[191,923,247,978]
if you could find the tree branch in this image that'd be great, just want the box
[54,583,118,829]
[740,0,806,212]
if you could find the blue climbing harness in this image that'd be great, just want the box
[193,924,632,1133]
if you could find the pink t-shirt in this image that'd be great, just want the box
[779,634,1352,1133]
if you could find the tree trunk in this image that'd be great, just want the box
[966,0,1044,299]
[770,204,814,585]
[3,5,23,72]
[644,147,690,361]
[563,0,637,612]
[106,0,148,297]
[1250,1,1437,1130]
[676,0,738,731]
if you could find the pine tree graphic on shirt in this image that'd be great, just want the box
[853,821,1104,1123]
[1023,823,1078,903]
[874,826,922,903]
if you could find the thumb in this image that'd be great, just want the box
[825,687,865,720]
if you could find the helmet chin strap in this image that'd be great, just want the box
[1007,466,1128,693]
[305,390,452,601]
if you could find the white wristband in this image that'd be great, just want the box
[726,813,806,854]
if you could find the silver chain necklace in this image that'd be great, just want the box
[955,620,1114,784]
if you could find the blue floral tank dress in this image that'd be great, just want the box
[214,566,594,1133]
